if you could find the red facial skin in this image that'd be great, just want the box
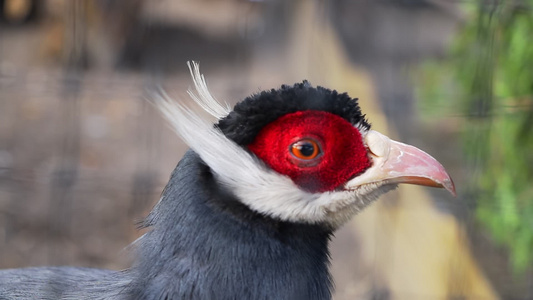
[248,111,371,193]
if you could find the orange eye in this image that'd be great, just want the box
[290,139,321,160]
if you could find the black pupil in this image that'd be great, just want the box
[299,143,315,157]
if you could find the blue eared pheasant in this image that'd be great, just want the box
[0,63,455,300]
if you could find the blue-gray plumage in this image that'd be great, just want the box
[0,267,128,299]
[127,151,333,300]
[0,151,333,300]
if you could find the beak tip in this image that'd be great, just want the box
[442,177,457,197]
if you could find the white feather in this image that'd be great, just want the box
[186,61,231,119]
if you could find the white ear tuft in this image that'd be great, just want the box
[187,61,231,120]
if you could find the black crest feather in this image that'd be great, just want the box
[217,81,370,145]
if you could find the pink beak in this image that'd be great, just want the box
[346,130,456,196]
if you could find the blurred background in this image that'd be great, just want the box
[0,0,531,299]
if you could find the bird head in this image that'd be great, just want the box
[157,62,455,229]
